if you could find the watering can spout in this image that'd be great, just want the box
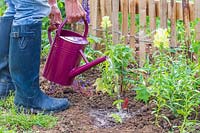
[69,56,107,78]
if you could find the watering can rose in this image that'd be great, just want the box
[153,28,170,49]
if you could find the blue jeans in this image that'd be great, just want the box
[4,0,50,25]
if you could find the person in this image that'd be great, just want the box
[0,0,86,113]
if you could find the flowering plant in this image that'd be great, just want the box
[101,16,112,30]
[153,28,170,50]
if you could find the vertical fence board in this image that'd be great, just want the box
[89,0,102,49]
[160,0,168,28]
[139,0,146,67]
[194,0,200,60]
[170,0,177,48]
[122,0,129,44]
[100,0,106,17]
[149,0,156,31]
[107,0,112,19]
[112,0,119,44]
[129,0,136,55]
[100,0,112,18]
[155,0,160,17]
[194,0,200,40]
[189,3,195,21]
[149,0,156,52]
[167,2,171,19]
[89,0,98,35]
[176,2,183,21]
[182,0,191,54]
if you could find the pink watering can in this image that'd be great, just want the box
[43,18,107,86]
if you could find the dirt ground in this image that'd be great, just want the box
[37,63,199,133]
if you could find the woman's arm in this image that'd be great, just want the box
[64,0,86,23]
[48,0,62,30]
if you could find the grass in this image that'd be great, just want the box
[0,93,57,132]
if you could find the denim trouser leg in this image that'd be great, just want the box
[4,0,50,25]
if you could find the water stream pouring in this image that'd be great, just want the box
[43,18,107,86]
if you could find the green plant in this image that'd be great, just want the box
[0,1,6,16]
[110,99,124,123]
[94,16,135,98]
[0,94,57,132]
[83,35,103,62]
[141,28,200,132]
[93,16,136,124]
[134,74,150,104]
[110,113,123,124]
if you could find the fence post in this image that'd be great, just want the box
[129,0,136,55]
[170,0,177,48]
[112,0,120,44]
[139,0,146,67]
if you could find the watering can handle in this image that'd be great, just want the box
[48,18,89,45]
[48,24,59,45]
[57,18,88,38]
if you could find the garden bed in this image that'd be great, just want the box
[37,64,199,133]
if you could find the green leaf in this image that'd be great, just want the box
[134,87,150,103]
[110,113,123,123]
[113,99,124,111]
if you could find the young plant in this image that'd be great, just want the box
[134,74,150,104]
[110,113,123,124]
[142,28,200,132]
[93,17,136,124]
[84,35,103,62]
[94,16,135,97]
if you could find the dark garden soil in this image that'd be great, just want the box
[36,62,199,133]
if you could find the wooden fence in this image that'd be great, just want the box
[81,0,200,66]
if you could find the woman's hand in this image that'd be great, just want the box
[48,4,62,30]
[65,0,86,23]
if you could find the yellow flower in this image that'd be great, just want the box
[101,16,112,29]
[153,28,170,49]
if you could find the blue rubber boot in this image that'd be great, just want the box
[0,16,15,99]
[9,23,70,113]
